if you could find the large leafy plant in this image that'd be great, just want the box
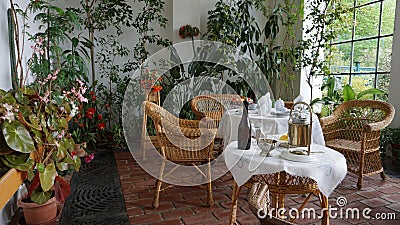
[0,72,87,205]
[311,76,387,116]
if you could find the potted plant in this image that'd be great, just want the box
[0,71,88,224]
[69,89,105,161]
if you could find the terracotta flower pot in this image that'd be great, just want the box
[17,196,57,225]
[75,142,87,157]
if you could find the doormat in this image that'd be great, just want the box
[60,148,129,225]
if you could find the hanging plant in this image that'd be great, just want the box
[179,24,200,39]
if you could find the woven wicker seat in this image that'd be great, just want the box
[230,172,328,224]
[190,94,242,154]
[320,100,395,189]
[144,101,217,208]
[248,182,296,225]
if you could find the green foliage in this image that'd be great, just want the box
[25,1,89,89]
[131,0,171,70]
[300,0,347,100]
[0,75,85,204]
[312,76,388,116]
[76,0,134,81]
[342,84,387,102]
[329,0,396,71]
[2,121,35,153]
[205,0,304,99]
[96,36,130,129]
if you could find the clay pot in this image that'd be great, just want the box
[17,196,57,225]
[74,142,87,157]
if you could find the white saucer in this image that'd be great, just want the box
[270,111,290,117]
[280,149,315,162]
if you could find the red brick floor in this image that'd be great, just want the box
[115,152,400,225]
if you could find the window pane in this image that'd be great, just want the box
[337,75,350,87]
[378,36,393,72]
[355,3,380,39]
[353,39,378,72]
[350,74,375,97]
[381,0,396,35]
[377,74,390,101]
[357,0,375,6]
[329,43,352,73]
[330,4,353,42]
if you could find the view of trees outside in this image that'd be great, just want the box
[326,0,396,100]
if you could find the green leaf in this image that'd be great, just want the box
[2,121,35,153]
[342,85,355,102]
[19,106,33,118]
[0,156,34,171]
[2,92,17,105]
[29,114,41,129]
[0,133,13,155]
[356,88,387,99]
[39,164,56,192]
[30,189,52,205]
[15,91,29,105]
[4,152,30,164]
[27,168,34,181]
[31,129,43,144]
[58,117,68,130]
[56,162,69,171]
[72,37,79,49]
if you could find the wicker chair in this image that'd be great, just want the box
[248,182,295,225]
[230,172,327,224]
[320,100,395,189]
[190,94,242,153]
[143,101,217,208]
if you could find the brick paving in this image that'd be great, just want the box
[115,152,400,225]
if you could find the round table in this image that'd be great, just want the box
[225,140,347,225]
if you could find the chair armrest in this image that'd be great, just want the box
[319,115,336,128]
[164,118,217,138]
[363,120,390,132]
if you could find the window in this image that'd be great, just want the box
[327,0,396,100]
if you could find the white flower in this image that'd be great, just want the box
[3,103,13,111]
[2,111,15,123]
[69,102,79,118]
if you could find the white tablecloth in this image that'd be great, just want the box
[218,108,325,146]
[224,140,347,197]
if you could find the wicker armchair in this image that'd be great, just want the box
[190,94,241,153]
[320,100,395,189]
[143,101,217,208]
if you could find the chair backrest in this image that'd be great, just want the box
[190,94,242,122]
[144,101,216,161]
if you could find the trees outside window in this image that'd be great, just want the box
[326,0,396,100]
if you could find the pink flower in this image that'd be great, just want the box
[85,153,95,163]
[37,36,44,46]
[39,91,50,103]
[76,78,84,87]
[57,130,65,139]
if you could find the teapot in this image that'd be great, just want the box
[288,102,312,155]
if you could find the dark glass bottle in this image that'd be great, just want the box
[238,100,251,150]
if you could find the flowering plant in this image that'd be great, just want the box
[0,73,88,205]
[141,68,163,92]
[179,24,200,39]
[69,89,106,159]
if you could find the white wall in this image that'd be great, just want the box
[0,1,12,90]
[172,0,201,44]
[388,2,400,127]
